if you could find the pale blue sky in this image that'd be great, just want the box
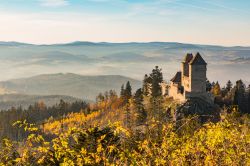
[0,0,249,46]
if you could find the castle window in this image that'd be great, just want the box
[178,86,184,94]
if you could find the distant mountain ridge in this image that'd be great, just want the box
[0,41,249,48]
[0,41,249,85]
[0,73,141,101]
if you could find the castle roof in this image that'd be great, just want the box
[183,53,193,63]
[170,71,181,83]
[189,52,207,65]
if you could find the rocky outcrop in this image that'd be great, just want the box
[174,97,220,123]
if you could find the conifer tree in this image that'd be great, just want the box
[125,81,132,100]
[226,80,233,92]
[109,90,117,100]
[206,80,212,92]
[133,88,147,125]
[211,81,221,96]
[120,84,125,98]
[142,74,152,96]
[122,81,132,128]
[211,81,215,89]
[96,93,105,103]
[233,80,246,112]
[150,66,163,97]
[146,66,164,140]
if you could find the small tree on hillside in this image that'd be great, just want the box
[124,81,132,100]
[120,84,125,98]
[133,88,147,125]
[142,74,152,96]
[96,93,105,103]
[206,80,212,92]
[233,80,247,113]
[226,80,233,92]
[150,66,163,97]
[122,81,132,128]
[211,81,221,96]
[146,66,165,140]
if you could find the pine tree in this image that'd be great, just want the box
[123,81,132,128]
[211,81,221,96]
[144,66,164,140]
[211,81,215,89]
[125,81,132,101]
[134,88,147,125]
[142,74,152,96]
[109,90,117,101]
[206,80,212,92]
[96,93,105,103]
[226,80,233,92]
[104,91,109,101]
[233,80,246,113]
[150,66,163,97]
[120,84,125,98]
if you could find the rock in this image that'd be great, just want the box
[174,97,220,123]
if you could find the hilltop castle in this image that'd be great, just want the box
[168,52,213,102]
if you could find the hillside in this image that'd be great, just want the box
[0,73,141,100]
[0,41,249,85]
[0,94,81,110]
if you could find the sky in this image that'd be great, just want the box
[0,0,249,46]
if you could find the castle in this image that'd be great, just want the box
[168,52,212,102]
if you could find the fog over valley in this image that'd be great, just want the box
[0,41,249,86]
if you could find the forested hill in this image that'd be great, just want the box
[0,73,141,100]
[0,94,81,110]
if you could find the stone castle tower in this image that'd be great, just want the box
[169,52,211,102]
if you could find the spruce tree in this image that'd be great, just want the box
[120,84,125,98]
[233,80,246,112]
[134,88,147,125]
[211,81,221,96]
[206,80,212,92]
[150,66,163,97]
[125,81,132,100]
[96,93,105,103]
[124,81,132,128]
[147,66,164,140]
[226,80,233,92]
[211,81,215,88]
[142,74,152,96]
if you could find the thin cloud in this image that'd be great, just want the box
[202,1,250,14]
[128,1,177,16]
[39,0,69,7]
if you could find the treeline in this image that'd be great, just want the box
[1,66,250,165]
[0,100,89,140]
[1,84,250,165]
[207,79,250,113]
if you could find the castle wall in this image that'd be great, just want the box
[189,65,206,93]
[181,62,191,92]
[169,82,185,101]
[182,76,191,92]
